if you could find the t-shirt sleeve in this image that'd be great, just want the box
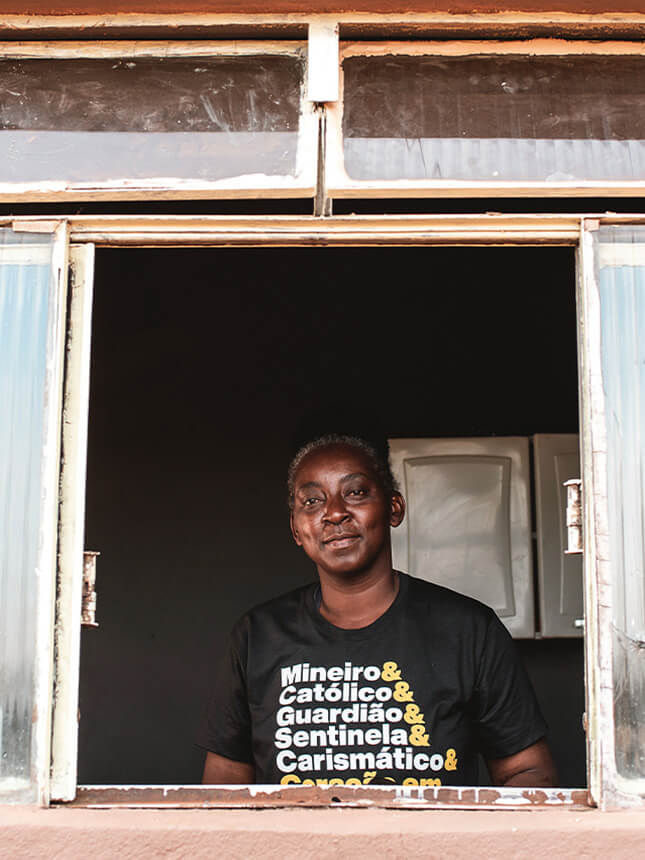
[471,609,548,760]
[196,619,253,764]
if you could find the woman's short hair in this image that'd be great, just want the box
[287,434,399,510]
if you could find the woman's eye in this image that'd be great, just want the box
[303,497,321,507]
[347,488,366,497]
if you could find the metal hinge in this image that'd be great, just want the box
[564,478,583,555]
[82,551,100,627]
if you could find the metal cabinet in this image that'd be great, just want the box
[389,435,582,638]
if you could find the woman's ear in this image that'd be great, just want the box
[390,492,406,528]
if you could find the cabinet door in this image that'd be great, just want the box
[389,437,534,638]
[534,434,583,638]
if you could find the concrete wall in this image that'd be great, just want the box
[78,245,585,787]
[3,807,645,858]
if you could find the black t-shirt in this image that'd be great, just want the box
[197,573,547,787]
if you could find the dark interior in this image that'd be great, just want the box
[78,245,585,787]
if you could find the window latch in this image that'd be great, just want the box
[564,479,583,555]
[82,551,100,627]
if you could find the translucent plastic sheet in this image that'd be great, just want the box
[0,230,55,802]
[0,56,303,183]
[596,226,645,786]
[343,56,645,182]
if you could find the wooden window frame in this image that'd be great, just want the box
[325,40,645,200]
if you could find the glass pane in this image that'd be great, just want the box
[343,56,645,182]
[0,56,303,183]
[0,230,56,803]
[595,226,645,788]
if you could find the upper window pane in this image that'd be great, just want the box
[342,55,645,182]
[0,52,310,193]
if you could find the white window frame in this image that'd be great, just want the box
[0,41,317,202]
[325,40,645,200]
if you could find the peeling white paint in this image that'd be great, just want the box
[494,796,532,805]
[50,243,95,803]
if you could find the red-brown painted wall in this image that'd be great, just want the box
[1,1,644,16]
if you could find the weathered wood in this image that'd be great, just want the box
[0,39,306,58]
[68,783,591,810]
[27,221,70,806]
[23,213,586,246]
[341,38,645,56]
[50,243,95,803]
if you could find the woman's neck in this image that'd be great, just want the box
[317,568,400,629]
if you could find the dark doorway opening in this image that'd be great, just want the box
[79,246,584,787]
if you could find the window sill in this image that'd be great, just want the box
[67,783,589,810]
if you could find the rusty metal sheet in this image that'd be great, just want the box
[81,551,99,627]
[565,479,583,555]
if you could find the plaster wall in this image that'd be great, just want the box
[3,806,645,858]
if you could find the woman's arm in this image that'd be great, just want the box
[202,751,255,784]
[486,738,558,787]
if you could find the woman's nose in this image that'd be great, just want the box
[323,495,349,523]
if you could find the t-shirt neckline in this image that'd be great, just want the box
[305,571,409,641]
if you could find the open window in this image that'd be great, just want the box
[0,211,641,812]
[29,215,587,810]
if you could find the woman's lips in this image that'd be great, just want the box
[323,534,360,549]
